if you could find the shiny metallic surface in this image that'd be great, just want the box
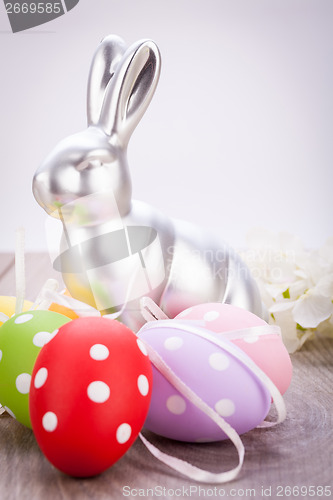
[33,35,264,331]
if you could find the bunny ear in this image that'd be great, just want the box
[87,35,127,126]
[98,39,161,145]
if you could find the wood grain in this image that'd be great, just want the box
[0,254,332,500]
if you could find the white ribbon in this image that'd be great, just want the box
[33,267,143,321]
[14,228,25,315]
[31,279,60,311]
[33,286,102,317]
[211,325,281,342]
[139,340,244,483]
[0,313,9,323]
[140,296,169,321]
[0,228,26,325]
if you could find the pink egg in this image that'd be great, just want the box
[175,303,292,395]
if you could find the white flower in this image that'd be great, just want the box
[241,228,333,353]
[270,275,333,329]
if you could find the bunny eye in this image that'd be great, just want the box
[77,159,103,171]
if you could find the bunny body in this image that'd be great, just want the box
[33,35,264,331]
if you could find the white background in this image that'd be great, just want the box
[0,0,332,251]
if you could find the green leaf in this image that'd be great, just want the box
[282,288,290,299]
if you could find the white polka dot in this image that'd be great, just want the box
[164,336,184,351]
[33,331,54,347]
[42,412,58,432]
[90,344,109,360]
[34,368,48,389]
[209,352,230,371]
[87,381,110,403]
[243,335,259,344]
[137,375,149,396]
[137,339,148,356]
[166,395,186,415]
[204,310,220,322]
[4,406,16,419]
[0,350,2,362]
[116,423,132,444]
[14,313,34,324]
[15,373,31,394]
[215,398,236,417]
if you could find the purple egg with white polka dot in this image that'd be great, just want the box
[138,320,271,442]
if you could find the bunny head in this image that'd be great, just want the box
[33,35,161,225]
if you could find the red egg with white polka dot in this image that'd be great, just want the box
[175,303,292,395]
[29,317,152,477]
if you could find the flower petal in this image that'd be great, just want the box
[257,282,276,309]
[265,283,290,299]
[269,299,295,313]
[269,260,296,284]
[292,293,333,329]
[270,308,303,353]
[315,273,333,298]
[294,269,308,280]
[289,279,310,300]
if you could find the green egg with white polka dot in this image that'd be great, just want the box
[0,310,70,428]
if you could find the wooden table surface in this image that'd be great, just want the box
[0,253,332,500]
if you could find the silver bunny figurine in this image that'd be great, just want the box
[33,35,264,331]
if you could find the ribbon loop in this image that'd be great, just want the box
[32,279,59,311]
[140,296,169,322]
[139,340,245,484]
